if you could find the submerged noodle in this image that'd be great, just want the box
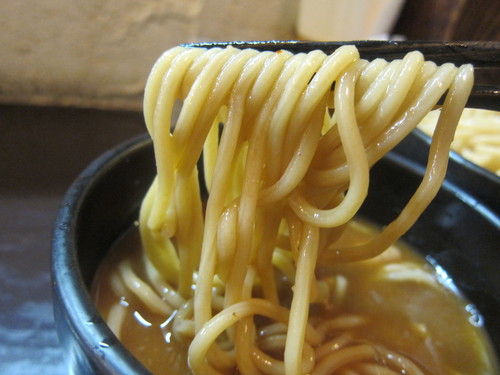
[111,45,476,374]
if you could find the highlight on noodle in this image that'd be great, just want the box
[92,45,499,374]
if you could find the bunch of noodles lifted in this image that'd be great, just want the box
[93,45,498,375]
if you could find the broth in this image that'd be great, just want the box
[92,220,498,374]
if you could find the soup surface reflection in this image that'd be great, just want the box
[92,220,498,375]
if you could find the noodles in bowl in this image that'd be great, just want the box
[418,108,500,176]
[87,45,500,374]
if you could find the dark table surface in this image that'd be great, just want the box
[0,104,146,374]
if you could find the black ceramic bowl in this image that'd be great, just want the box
[51,132,500,374]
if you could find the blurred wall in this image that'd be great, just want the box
[0,0,298,111]
[2,0,497,112]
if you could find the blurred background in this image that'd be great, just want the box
[1,0,498,111]
[0,1,498,374]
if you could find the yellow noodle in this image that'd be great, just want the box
[106,302,127,338]
[314,333,353,362]
[117,260,172,315]
[284,223,319,375]
[107,45,476,374]
[322,64,473,262]
[312,344,378,375]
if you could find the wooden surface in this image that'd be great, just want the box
[393,0,500,41]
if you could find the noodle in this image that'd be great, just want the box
[98,45,486,374]
[418,108,500,175]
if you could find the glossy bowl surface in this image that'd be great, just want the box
[52,132,500,374]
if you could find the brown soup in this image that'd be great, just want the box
[92,220,499,375]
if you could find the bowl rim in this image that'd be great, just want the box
[51,133,152,374]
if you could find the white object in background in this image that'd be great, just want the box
[296,0,405,41]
